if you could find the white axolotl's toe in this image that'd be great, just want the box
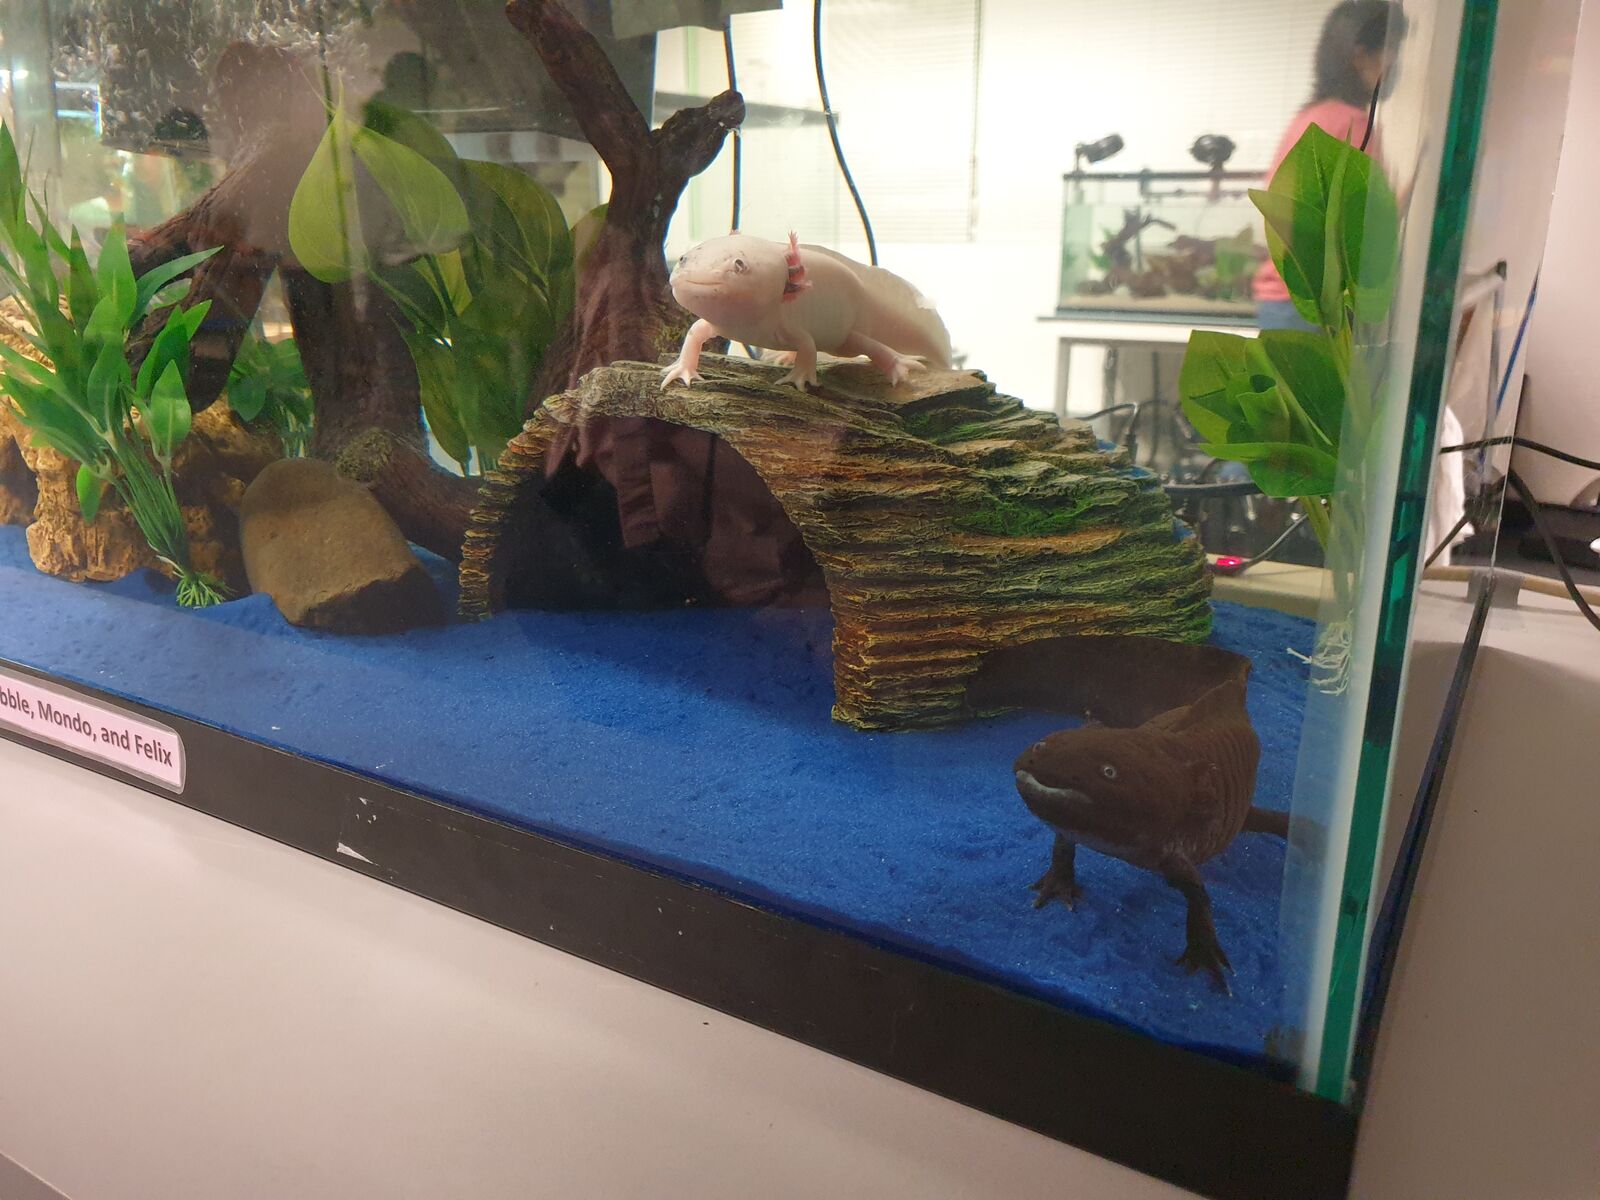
[778,365,819,390]
[885,354,927,386]
[660,360,702,390]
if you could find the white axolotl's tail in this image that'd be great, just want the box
[801,244,954,369]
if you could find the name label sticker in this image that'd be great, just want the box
[0,665,185,792]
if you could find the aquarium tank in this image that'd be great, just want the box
[1057,167,1267,321]
[0,0,1578,1196]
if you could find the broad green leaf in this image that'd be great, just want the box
[404,333,470,472]
[1178,330,1254,443]
[1257,329,1344,447]
[75,464,105,523]
[288,114,365,282]
[1251,188,1324,328]
[1342,158,1400,323]
[133,246,222,322]
[464,160,570,280]
[65,229,98,329]
[351,124,469,262]
[362,100,459,169]
[1196,440,1338,497]
[1227,376,1290,444]
[144,362,192,462]
[227,371,268,422]
[87,338,131,430]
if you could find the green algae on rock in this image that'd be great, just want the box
[460,355,1211,730]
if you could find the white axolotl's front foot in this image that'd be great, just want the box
[660,358,703,389]
[883,353,926,386]
[778,362,819,390]
[661,318,718,390]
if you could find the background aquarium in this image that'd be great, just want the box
[0,0,1573,1194]
[1057,167,1266,322]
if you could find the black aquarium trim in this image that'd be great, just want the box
[0,657,1356,1200]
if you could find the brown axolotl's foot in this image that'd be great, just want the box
[1029,835,1084,910]
[1162,853,1233,995]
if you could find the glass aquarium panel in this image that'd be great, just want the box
[0,0,1571,1143]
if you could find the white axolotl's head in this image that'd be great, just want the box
[669,232,809,326]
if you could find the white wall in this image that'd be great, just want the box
[663,0,1330,407]
[1517,0,1600,507]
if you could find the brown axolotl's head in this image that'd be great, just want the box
[1013,725,1189,858]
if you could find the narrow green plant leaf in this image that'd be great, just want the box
[144,361,192,463]
[66,229,98,328]
[96,221,138,328]
[133,246,222,322]
[75,463,105,523]
[87,337,131,430]
[136,302,205,398]
[0,123,24,238]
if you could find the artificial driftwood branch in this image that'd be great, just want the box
[502,0,653,183]
[505,0,745,396]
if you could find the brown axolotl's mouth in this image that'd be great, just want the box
[1014,769,1093,827]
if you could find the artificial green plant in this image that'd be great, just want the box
[228,333,314,456]
[286,100,575,475]
[1178,124,1400,552]
[0,123,226,606]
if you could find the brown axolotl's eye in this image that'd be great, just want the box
[1101,763,1118,780]
[733,258,748,273]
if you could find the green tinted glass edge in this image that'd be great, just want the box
[1314,0,1502,1101]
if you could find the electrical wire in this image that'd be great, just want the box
[1507,467,1600,633]
[1439,434,1600,474]
[813,0,878,265]
[722,20,741,233]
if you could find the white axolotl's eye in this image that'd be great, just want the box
[1101,763,1118,780]
[677,254,687,266]
[733,258,748,273]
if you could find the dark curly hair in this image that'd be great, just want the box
[1310,2,1409,107]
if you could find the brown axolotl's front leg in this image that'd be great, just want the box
[1030,833,1084,910]
[1160,853,1232,995]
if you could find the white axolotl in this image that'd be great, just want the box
[661,232,953,391]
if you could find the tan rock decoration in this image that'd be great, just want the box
[240,458,446,633]
[0,295,281,589]
[460,356,1213,730]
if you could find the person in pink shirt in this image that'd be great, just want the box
[1255,1,1408,332]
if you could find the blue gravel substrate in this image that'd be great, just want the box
[0,525,1315,1069]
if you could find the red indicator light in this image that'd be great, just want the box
[1213,556,1246,574]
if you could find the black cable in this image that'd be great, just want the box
[1424,509,1473,568]
[1440,434,1600,474]
[813,0,878,265]
[1507,468,1600,634]
[1359,73,1381,153]
[1231,512,1310,575]
[722,20,741,232]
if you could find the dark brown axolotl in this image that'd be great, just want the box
[969,636,1290,994]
